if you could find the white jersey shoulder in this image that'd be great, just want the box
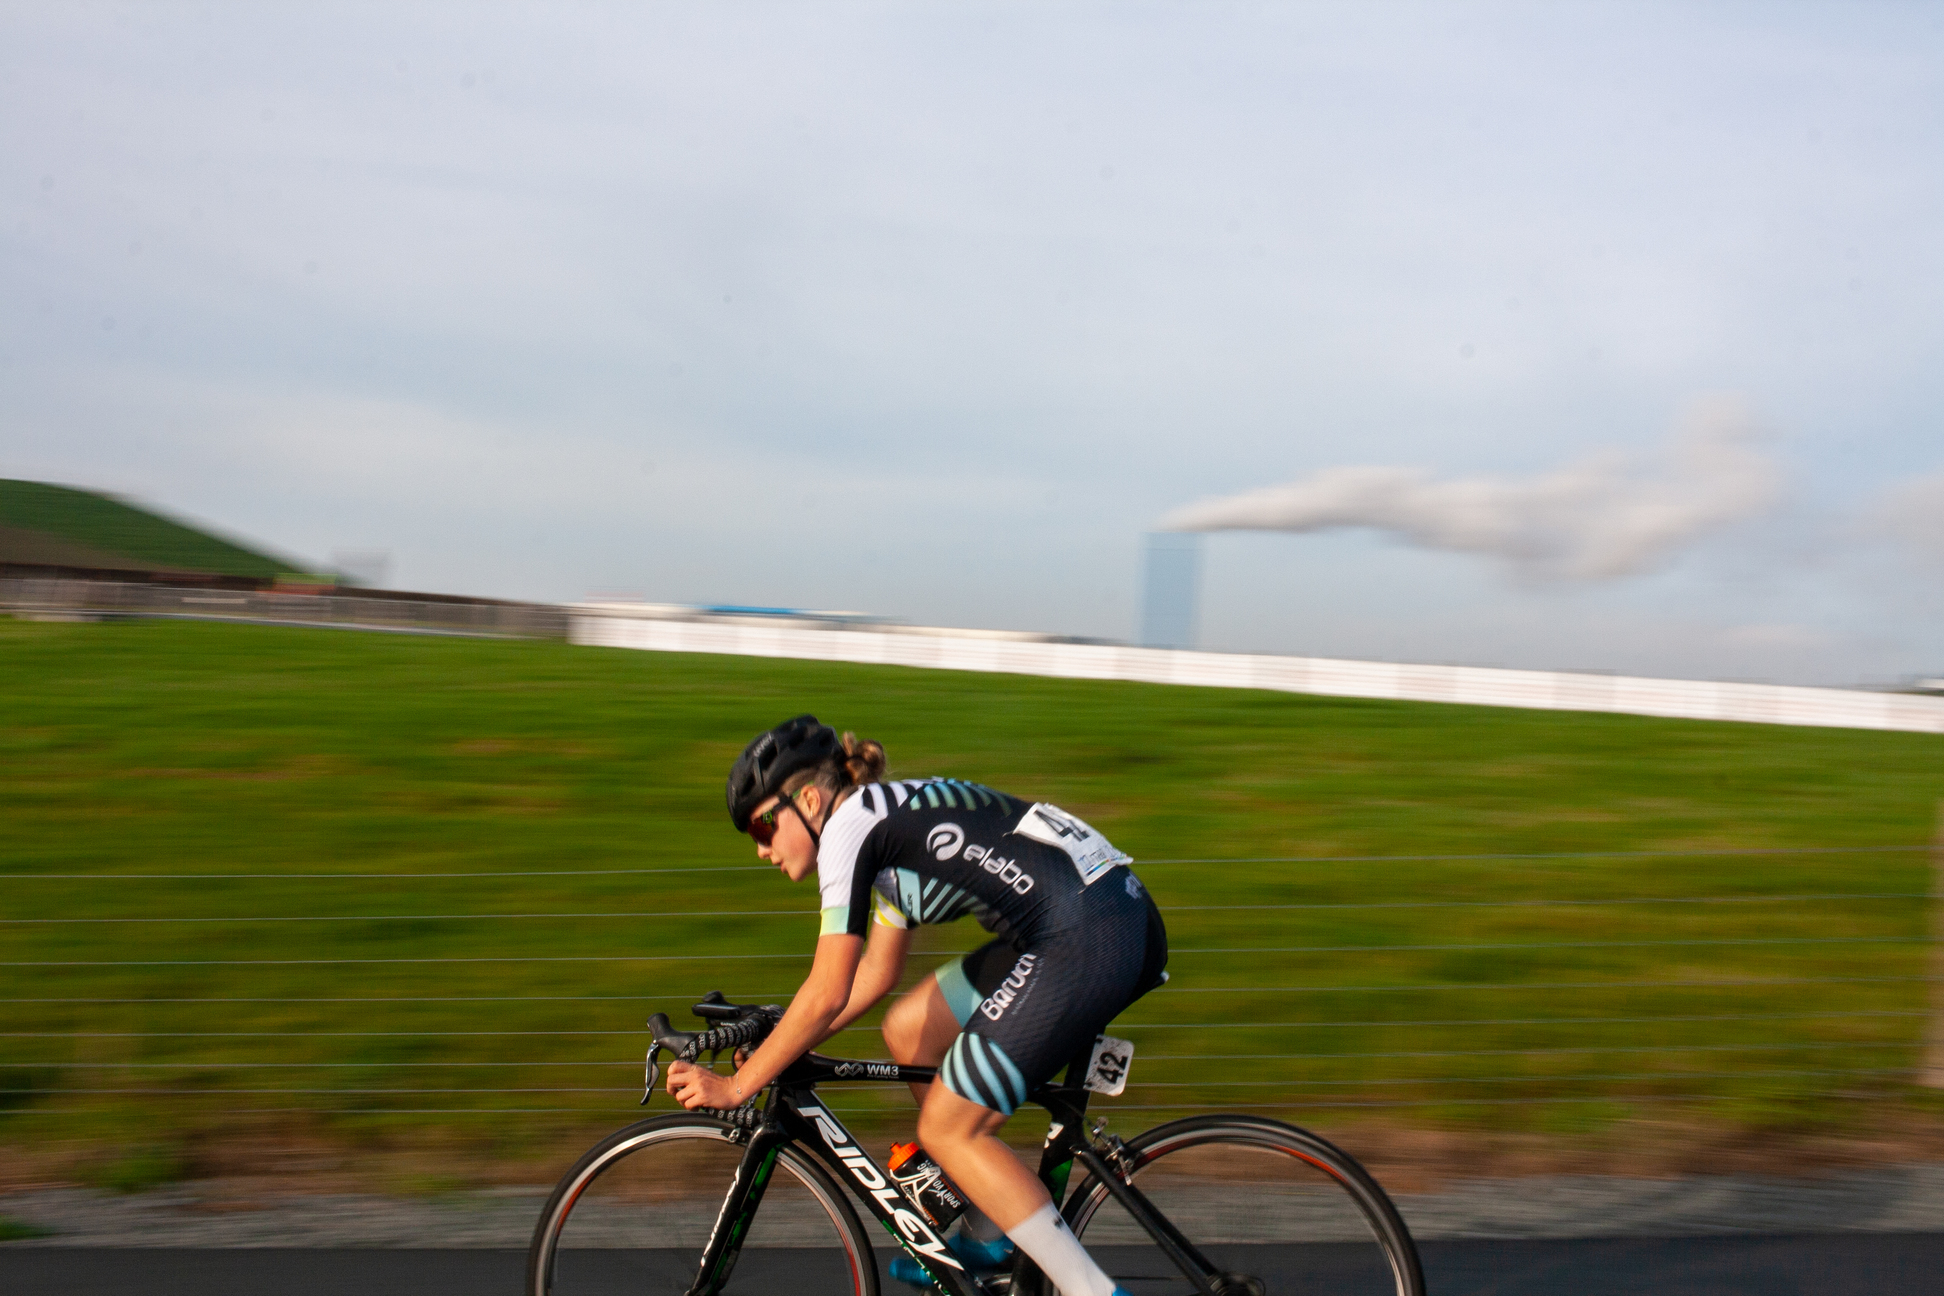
[815,781,929,922]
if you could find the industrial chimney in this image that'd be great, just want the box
[1138,532,1202,649]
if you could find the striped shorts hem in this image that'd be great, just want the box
[938,1031,1030,1115]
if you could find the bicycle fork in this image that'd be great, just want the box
[686,1123,789,1296]
[1065,1138,1223,1296]
[1022,1109,1223,1296]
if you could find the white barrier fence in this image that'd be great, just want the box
[570,605,1944,736]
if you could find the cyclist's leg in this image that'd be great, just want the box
[918,942,1087,1228]
[882,939,1015,1104]
[923,883,1161,1296]
[921,1086,1115,1296]
[883,942,1022,1287]
[917,1085,1049,1228]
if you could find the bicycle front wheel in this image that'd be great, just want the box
[527,1113,880,1296]
[1063,1115,1425,1296]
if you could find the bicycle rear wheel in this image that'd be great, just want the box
[527,1113,880,1296]
[1063,1115,1425,1296]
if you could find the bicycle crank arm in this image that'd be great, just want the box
[1069,1143,1223,1296]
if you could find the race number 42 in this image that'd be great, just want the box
[1083,1034,1134,1096]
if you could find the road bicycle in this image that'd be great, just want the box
[528,994,1425,1296]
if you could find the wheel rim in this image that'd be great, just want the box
[537,1122,872,1296]
[1068,1127,1416,1296]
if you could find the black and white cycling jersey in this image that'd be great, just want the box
[814,777,1167,1116]
[814,779,1133,944]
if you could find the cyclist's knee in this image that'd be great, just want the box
[916,1099,966,1149]
[882,991,925,1063]
[919,1083,1008,1147]
[883,977,959,1066]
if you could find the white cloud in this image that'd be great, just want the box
[1160,398,1779,580]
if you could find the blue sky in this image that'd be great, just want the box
[5,2,1940,683]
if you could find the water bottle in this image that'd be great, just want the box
[887,1142,967,1229]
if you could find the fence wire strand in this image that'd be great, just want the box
[5,893,1929,924]
[7,843,1922,882]
[9,974,1933,1006]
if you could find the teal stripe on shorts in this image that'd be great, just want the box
[986,1037,1028,1110]
[934,954,982,1026]
[940,1033,1027,1116]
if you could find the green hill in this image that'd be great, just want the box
[0,479,304,579]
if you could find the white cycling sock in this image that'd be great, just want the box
[1006,1201,1117,1296]
[960,1204,1006,1244]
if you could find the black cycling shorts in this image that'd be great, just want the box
[932,869,1167,1115]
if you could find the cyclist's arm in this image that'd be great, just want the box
[721,932,864,1096]
[820,920,911,1041]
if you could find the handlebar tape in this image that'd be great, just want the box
[679,1013,774,1061]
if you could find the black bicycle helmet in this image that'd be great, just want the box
[726,714,843,832]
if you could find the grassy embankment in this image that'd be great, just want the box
[0,478,300,578]
[2,617,1938,1191]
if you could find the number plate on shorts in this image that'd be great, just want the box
[1083,1035,1134,1096]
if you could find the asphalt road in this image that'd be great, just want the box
[4,1235,1943,1295]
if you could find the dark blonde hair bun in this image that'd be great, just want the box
[839,732,887,787]
[780,729,888,802]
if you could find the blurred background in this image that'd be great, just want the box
[2,0,1942,1260]
[5,2,1942,683]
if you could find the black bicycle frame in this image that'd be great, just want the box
[680,1048,1223,1296]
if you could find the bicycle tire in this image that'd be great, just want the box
[1061,1114,1426,1296]
[527,1112,882,1296]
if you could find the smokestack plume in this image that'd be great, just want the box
[1159,398,1778,581]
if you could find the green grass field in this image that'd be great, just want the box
[2,617,1938,1188]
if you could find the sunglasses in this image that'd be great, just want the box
[747,790,808,847]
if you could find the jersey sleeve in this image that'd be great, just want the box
[870,889,911,930]
[815,785,892,938]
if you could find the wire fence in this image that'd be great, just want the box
[4,843,1938,1130]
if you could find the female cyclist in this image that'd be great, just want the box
[666,715,1168,1296]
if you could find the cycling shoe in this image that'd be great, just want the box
[887,1233,1016,1290]
[886,1254,934,1291]
[951,1234,1016,1270]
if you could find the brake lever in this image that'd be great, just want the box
[640,1042,664,1107]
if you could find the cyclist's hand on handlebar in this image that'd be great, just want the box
[666,1060,740,1111]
